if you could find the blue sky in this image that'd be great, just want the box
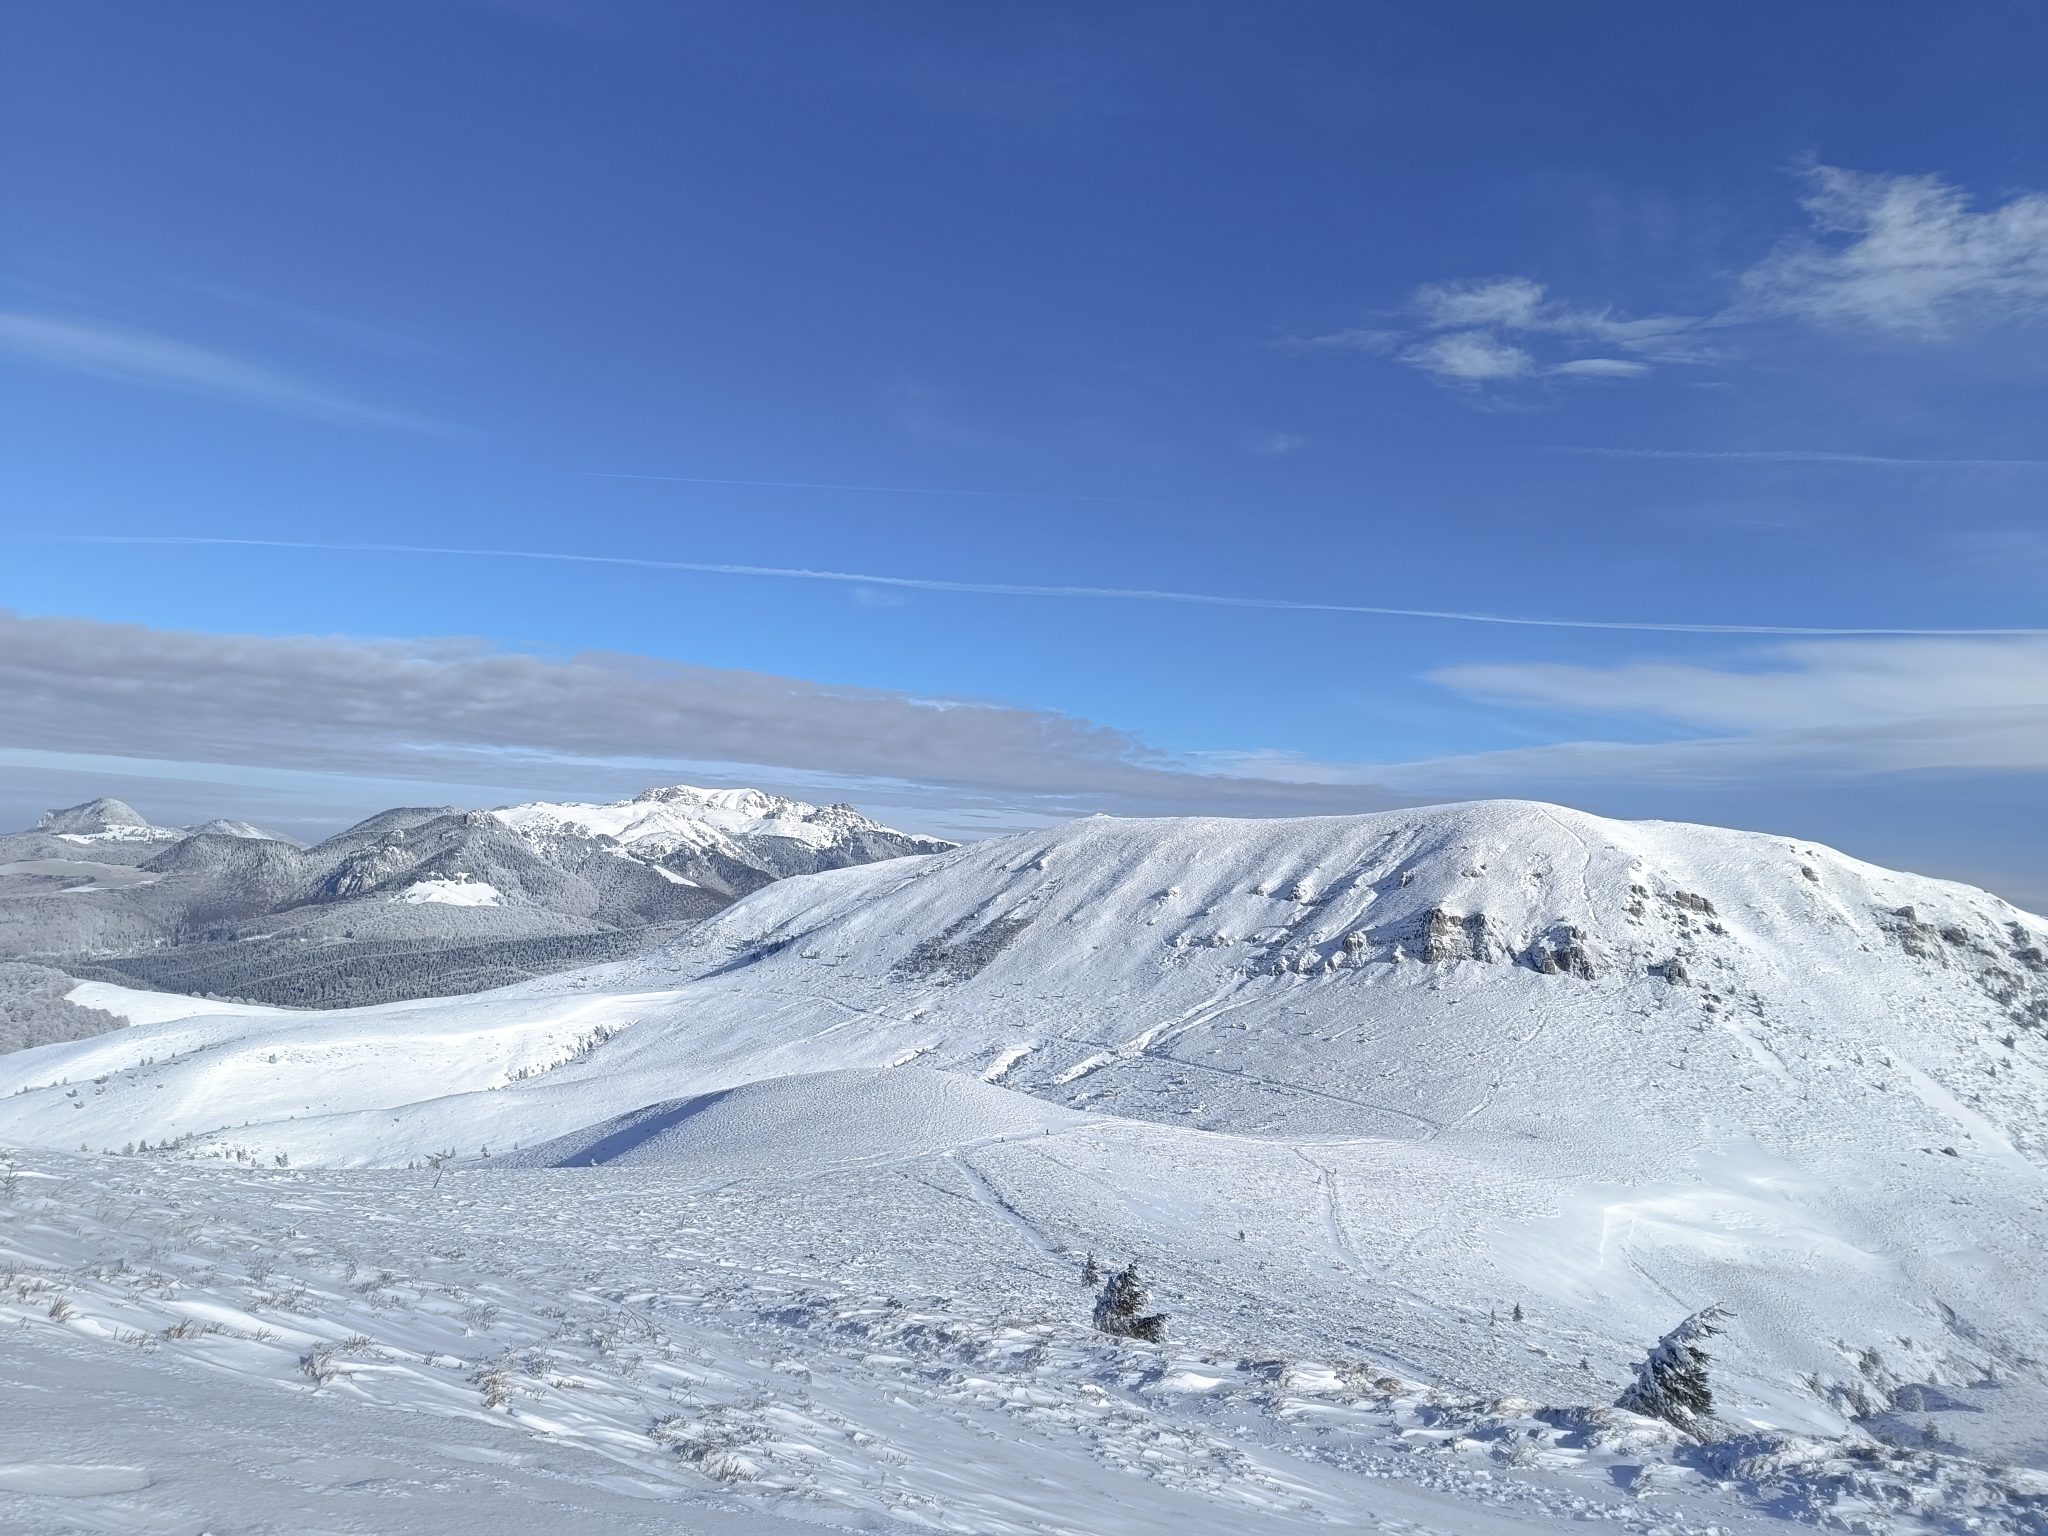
[3,2,2046,905]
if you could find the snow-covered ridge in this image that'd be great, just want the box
[492,782,951,858]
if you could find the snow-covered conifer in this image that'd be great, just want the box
[1092,1262,1167,1343]
[1616,1306,1729,1436]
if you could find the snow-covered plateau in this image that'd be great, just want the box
[4,799,2046,1534]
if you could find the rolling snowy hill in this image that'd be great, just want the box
[4,800,2045,1532]
[31,796,193,844]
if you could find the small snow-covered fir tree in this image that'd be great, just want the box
[1080,1252,1101,1287]
[1617,1306,1729,1436]
[1093,1262,1167,1343]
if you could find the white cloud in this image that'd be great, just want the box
[1399,330,1536,383]
[1412,276,1550,330]
[1739,165,2048,334]
[1287,163,2048,403]
[1290,276,1705,394]
[0,311,444,432]
[1547,358,1650,379]
[1406,279,1702,354]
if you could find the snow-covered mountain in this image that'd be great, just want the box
[32,796,187,844]
[0,784,949,1007]
[25,798,288,847]
[188,817,292,842]
[6,800,2045,1487]
[493,783,952,896]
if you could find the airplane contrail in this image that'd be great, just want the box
[589,471,1183,506]
[1548,446,2048,469]
[30,534,2048,637]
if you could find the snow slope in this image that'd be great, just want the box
[501,1066,1094,1171]
[25,1150,1970,1536]
[397,874,506,907]
[5,800,2047,1527]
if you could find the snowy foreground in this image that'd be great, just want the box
[4,800,2047,1533]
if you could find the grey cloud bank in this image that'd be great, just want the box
[0,610,1410,827]
[3,613,2043,913]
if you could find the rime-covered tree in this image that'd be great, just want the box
[1092,1261,1167,1343]
[1080,1252,1101,1287]
[1617,1306,1729,1436]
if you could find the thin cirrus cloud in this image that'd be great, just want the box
[0,311,446,433]
[1736,164,2048,334]
[1284,163,2048,398]
[1280,274,1704,388]
[27,534,2048,637]
[1406,279,1699,384]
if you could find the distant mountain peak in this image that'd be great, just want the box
[492,784,951,897]
[189,818,292,844]
[36,797,150,832]
[506,783,945,846]
[34,798,183,843]
[632,783,796,815]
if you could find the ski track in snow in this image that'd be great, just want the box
[948,1144,1066,1264]
[1294,1147,1359,1272]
